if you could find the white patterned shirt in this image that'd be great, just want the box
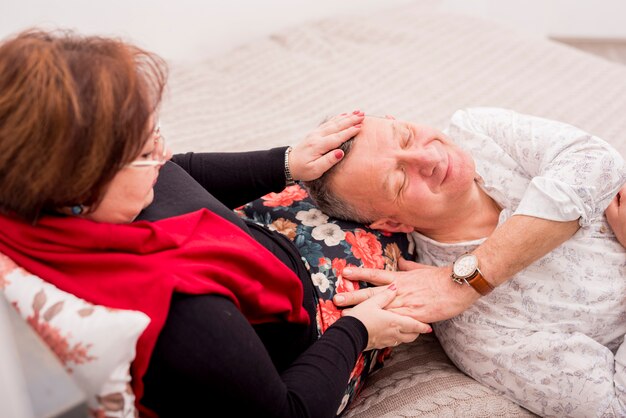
[410,107,626,417]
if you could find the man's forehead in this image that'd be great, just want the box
[355,115,402,144]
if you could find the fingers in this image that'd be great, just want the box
[334,284,384,307]
[322,124,361,150]
[386,316,432,348]
[398,317,433,336]
[313,118,362,155]
[324,111,350,124]
[313,147,346,175]
[319,110,365,136]
[332,268,395,307]
[342,266,395,285]
[368,283,397,309]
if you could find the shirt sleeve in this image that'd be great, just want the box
[142,294,367,417]
[170,146,289,209]
[447,107,626,226]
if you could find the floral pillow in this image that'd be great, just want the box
[236,184,413,415]
[0,252,149,418]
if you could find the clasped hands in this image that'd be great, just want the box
[334,258,481,324]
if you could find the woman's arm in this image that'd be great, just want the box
[170,112,365,209]
[142,294,365,417]
[171,148,287,209]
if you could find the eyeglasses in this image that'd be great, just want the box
[127,125,169,168]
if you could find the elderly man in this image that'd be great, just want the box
[304,107,626,417]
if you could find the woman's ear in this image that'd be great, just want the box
[369,218,414,234]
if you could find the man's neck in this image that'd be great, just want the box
[417,182,501,243]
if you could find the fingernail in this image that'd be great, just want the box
[335,295,345,304]
[343,268,353,276]
[353,124,362,128]
[334,150,344,160]
[388,283,397,291]
[426,326,433,333]
[352,109,360,114]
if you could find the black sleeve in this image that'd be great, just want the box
[141,294,367,418]
[171,146,289,209]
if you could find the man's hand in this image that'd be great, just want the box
[333,258,480,323]
[342,283,431,350]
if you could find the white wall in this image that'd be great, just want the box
[0,0,624,64]
[439,0,626,39]
[0,0,415,63]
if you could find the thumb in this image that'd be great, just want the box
[301,149,344,181]
[367,284,397,309]
[398,257,428,271]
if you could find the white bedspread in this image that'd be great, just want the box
[161,3,626,158]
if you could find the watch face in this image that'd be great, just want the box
[453,254,478,278]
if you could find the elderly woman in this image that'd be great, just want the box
[305,108,626,417]
[0,30,427,417]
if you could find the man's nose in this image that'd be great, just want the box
[403,147,440,176]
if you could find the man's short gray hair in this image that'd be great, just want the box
[303,137,375,224]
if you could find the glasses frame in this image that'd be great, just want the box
[126,124,168,168]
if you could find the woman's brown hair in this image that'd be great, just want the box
[0,29,167,222]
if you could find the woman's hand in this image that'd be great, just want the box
[289,110,364,181]
[342,283,431,351]
[334,258,480,324]
[606,184,626,248]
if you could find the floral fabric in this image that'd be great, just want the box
[0,253,148,418]
[236,184,411,415]
[414,107,626,417]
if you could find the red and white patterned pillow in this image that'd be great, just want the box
[0,253,149,418]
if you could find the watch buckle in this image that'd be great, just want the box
[451,275,470,287]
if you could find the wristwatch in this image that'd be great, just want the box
[451,253,494,296]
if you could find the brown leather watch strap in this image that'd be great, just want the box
[467,268,494,296]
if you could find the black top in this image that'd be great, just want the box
[137,148,368,417]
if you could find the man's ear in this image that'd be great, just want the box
[384,114,396,120]
[369,218,414,234]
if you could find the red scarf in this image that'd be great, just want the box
[0,209,309,411]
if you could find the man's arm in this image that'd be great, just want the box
[334,215,579,323]
[474,215,580,287]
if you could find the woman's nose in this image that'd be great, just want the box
[164,146,173,161]
[157,147,174,171]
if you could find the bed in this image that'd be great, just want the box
[156,2,626,417]
[4,2,625,417]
